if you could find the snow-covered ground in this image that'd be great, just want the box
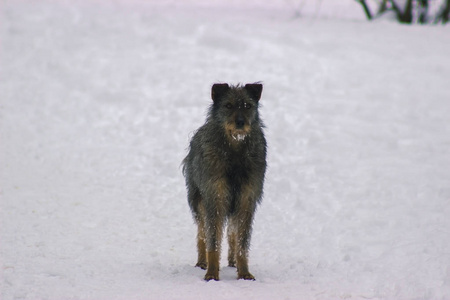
[1,1,450,299]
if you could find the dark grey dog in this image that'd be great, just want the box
[182,83,267,281]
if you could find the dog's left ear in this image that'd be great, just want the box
[244,83,263,102]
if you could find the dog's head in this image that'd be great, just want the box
[210,83,263,143]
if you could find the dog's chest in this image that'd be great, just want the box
[225,152,251,182]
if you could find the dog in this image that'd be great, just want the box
[182,83,267,281]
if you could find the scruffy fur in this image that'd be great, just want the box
[182,83,267,281]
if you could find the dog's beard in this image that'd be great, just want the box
[225,123,250,144]
[232,133,247,142]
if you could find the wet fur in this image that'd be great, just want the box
[182,83,267,281]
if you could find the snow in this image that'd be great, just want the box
[233,133,247,142]
[1,0,450,299]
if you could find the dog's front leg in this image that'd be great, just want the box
[235,186,257,280]
[203,188,227,281]
[204,210,225,281]
[235,213,255,280]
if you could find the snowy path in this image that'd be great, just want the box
[1,1,450,299]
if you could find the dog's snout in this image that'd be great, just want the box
[236,115,245,128]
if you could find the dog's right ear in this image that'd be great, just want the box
[211,83,230,103]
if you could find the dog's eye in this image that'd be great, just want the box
[225,103,233,109]
[244,103,252,109]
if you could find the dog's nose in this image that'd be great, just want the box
[236,116,245,128]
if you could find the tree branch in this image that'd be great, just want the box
[418,0,429,24]
[435,0,450,24]
[390,0,413,23]
[389,0,402,15]
[356,0,373,20]
[376,0,388,16]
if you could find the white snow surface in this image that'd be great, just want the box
[1,1,450,299]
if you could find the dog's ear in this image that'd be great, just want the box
[211,83,230,103]
[244,83,263,102]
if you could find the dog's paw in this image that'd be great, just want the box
[237,273,255,281]
[204,273,219,281]
[195,262,207,270]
